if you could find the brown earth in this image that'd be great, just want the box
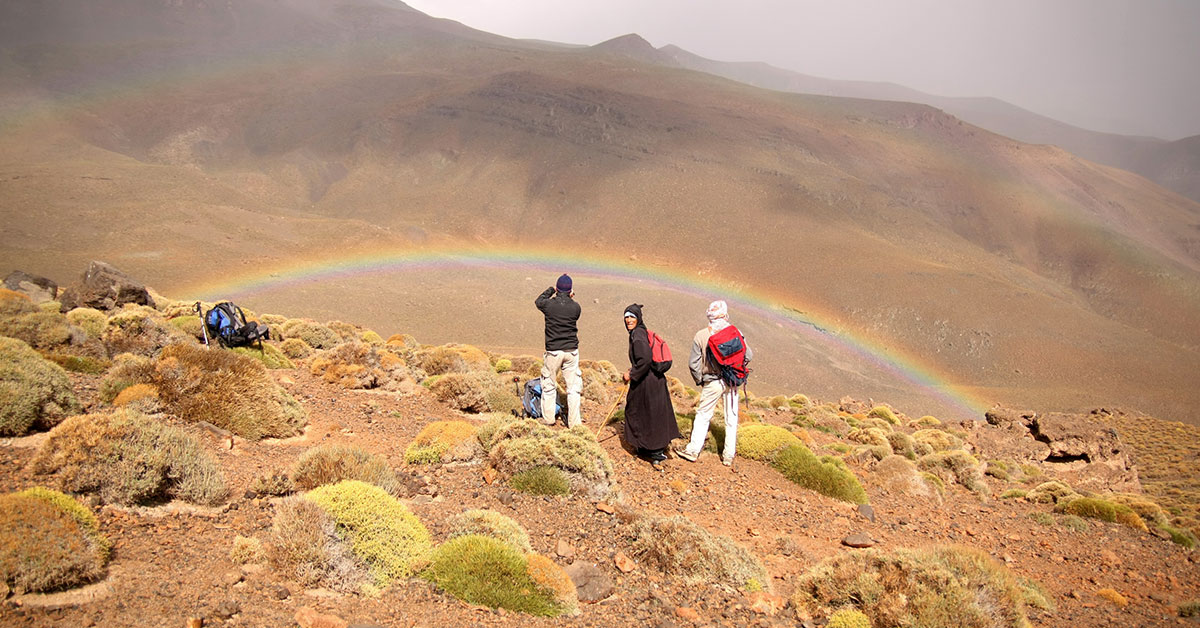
[1,353,1198,627]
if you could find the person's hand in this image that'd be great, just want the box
[622,371,630,382]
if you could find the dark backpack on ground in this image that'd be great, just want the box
[706,324,748,386]
[201,301,269,348]
[646,329,672,374]
[518,378,564,421]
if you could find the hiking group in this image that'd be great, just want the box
[535,273,752,472]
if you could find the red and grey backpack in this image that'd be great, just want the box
[706,325,748,386]
[646,329,672,374]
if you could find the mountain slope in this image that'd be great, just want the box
[1,0,1199,423]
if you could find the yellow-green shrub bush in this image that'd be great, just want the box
[627,514,768,589]
[0,337,80,435]
[488,421,614,498]
[310,341,409,390]
[305,481,431,586]
[232,343,294,369]
[423,535,575,616]
[111,382,162,413]
[793,545,1046,627]
[511,466,571,496]
[102,305,191,357]
[30,409,229,505]
[405,421,481,464]
[1055,497,1147,531]
[230,535,265,565]
[292,444,398,493]
[429,372,504,412]
[267,497,370,593]
[772,444,868,504]
[736,424,803,461]
[1027,481,1080,504]
[279,337,313,359]
[446,509,532,553]
[868,405,899,425]
[279,319,341,349]
[0,309,73,349]
[912,428,961,452]
[827,608,872,628]
[917,450,987,494]
[0,488,110,593]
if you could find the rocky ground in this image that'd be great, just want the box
[1,365,1198,628]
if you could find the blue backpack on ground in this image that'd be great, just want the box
[517,378,564,421]
[199,301,270,348]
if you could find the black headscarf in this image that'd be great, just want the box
[623,303,645,338]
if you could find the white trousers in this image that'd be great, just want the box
[541,349,582,427]
[685,379,739,461]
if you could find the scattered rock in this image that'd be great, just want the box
[58,260,154,312]
[221,571,244,587]
[213,599,240,620]
[273,585,291,600]
[556,539,576,559]
[746,591,787,616]
[857,504,876,523]
[841,533,875,548]
[614,552,637,573]
[674,606,701,623]
[482,468,498,485]
[186,618,203,628]
[565,561,614,603]
[295,606,349,628]
[3,270,57,304]
[596,501,615,514]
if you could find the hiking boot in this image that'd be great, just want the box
[651,459,665,473]
[721,457,733,467]
[540,418,557,426]
[673,445,698,462]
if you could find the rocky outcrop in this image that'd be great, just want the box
[3,270,58,303]
[973,406,1141,493]
[58,261,154,312]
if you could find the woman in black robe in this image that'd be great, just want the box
[621,303,681,471]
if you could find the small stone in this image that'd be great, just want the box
[186,619,203,628]
[746,591,786,616]
[675,606,701,622]
[295,606,349,628]
[857,504,876,523]
[614,552,637,573]
[221,570,244,587]
[565,562,614,603]
[497,491,514,506]
[596,501,615,514]
[482,468,498,485]
[841,533,875,548]
[213,600,240,620]
[273,585,291,600]
[556,539,576,559]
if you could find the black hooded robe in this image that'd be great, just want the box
[622,304,681,452]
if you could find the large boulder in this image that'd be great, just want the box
[974,406,1141,493]
[58,262,154,312]
[3,271,58,304]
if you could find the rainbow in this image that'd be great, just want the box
[180,245,991,419]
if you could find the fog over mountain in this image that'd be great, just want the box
[406,0,1200,141]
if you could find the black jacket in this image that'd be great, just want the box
[535,288,581,351]
[622,303,681,450]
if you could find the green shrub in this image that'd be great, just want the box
[1059,515,1089,532]
[405,420,481,464]
[0,488,110,593]
[361,330,383,345]
[868,405,899,425]
[511,466,571,496]
[886,431,916,459]
[1028,512,1055,526]
[1055,498,1147,531]
[280,338,313,359]
[424,535,575,616]
[917,450,987,494]
[30,410,229,505]
[627,514,768,589]
[102,305,191,357]
[1000,489,1027,499]
[1179,599,1200,618]
[1160,525,1198,548]
[772,444,868,504]
[132,343,306,439]
[0,337,80,435]
[920,472,946,496]
[494,358,513,373]
[305,480,432,586]
[44,353,111,375]
[168,315,204,340]
[488,420,614,498]
[793,545,1042,627]
[827,608,872,628]
[292,445,398,493]
[429,372,509,413]
[912,429,961,452]
[446,509,532,553]
[909,415,941,428]
[0,309,73,349]
[477,413,519,451]
[1026,481,1080,504]
[232,343,294,369]
[251,470,295,496]
[280,319,341,349]
[736,424,803,461]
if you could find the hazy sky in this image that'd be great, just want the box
[403,0,1200,140]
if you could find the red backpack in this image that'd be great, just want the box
[646,329,672,374]
[706,325,748,386]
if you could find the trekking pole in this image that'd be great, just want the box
[595,383,628,440]
[195,302,210,347]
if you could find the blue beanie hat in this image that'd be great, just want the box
[556,274,573,292]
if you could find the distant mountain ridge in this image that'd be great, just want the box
[656,43,1200,203]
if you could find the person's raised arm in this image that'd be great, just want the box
[535,287,555,311]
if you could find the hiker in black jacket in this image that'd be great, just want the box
[535,274,583,427]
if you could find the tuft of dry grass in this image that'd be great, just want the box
[310,341,408,390]
[102,305,191,357]
[0,337,80,436]
[446,509,532,553]
[279,319,342,350]
[917,450,987,495]
[793,545,1046,627]
[626,513,768,590]
[1054,497,1147,531]
[292,444,398,494]
[488,420,614,499]
[230,535,265,565]
[267,497,370,593]
[30,409,229,505]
